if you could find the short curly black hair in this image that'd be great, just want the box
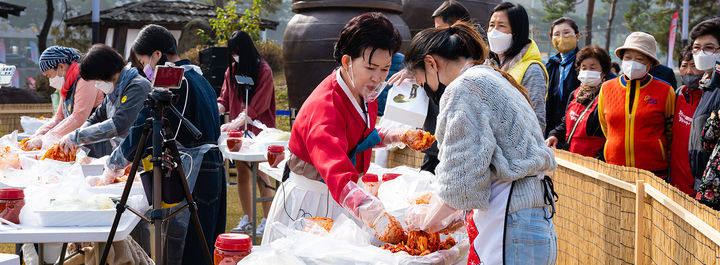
[79,44,125,82]
[333,12,402,65]
[575,46,611,76]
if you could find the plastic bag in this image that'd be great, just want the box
[20,116,50,135]
[259,213,470,265]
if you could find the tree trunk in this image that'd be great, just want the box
[585,0,595,46]
[38,0,53,53]
[605,0,618,51]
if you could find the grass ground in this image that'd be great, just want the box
[0,73,289,255]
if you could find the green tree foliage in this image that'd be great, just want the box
[624,0,719,62]
[199,0,264,44]
[541,0,579,22]
[49,25,91,52]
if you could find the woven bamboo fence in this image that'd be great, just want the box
[554,149,720,265]
[387,146,424,168]
[0,103,54,135]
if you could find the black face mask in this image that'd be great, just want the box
[681,74,704,90]
[423,70,446,105]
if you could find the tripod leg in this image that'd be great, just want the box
[166,142,214,265]
[99,122,152,265]
[151,119,164,265]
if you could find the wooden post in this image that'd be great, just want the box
[635,180,646,265]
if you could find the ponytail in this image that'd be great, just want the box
[404,22,532,107]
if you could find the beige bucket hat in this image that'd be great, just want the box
[614,32,660,66]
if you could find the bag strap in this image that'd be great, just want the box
[566,95,598,146]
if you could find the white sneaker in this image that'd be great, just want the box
[256,218,267,237]
[230,215,253,233]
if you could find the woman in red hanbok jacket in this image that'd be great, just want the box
[262,13,429,245]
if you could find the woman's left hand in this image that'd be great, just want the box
[58,134,76,153]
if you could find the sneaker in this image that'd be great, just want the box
[255,218,267,237]
[230,215,253,233]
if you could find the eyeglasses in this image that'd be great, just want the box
[692,45,719,53]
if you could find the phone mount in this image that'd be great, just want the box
[235,75,254,138]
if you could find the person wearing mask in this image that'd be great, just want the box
[57,44,151,158]
[670,45,705,197]
[387,0,485,174]
[688,17,720,203]
[597,32,675,179]
[217,31,276,236]
[545,17,582,139]
[487,2,548,132]
[402,23,557,265]
[95,24,225,264]
[546,46,611,158]
[23,46,104,151]
[262,12,427,245]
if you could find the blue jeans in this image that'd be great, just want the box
[504,207,557,265]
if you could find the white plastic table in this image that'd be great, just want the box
[220,146,274,245]
[0,209,145,265]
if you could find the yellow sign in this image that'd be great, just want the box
[121,95,127,103]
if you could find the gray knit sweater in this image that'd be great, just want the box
[434,65,557,214]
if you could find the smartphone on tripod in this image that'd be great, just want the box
[152,65,185,89]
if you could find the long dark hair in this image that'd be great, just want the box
[491,2,530,65]
[132,24,177,66]
[227,31,262,102]
[404,22,532,106]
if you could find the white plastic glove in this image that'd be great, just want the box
[23,137,43,151]
[220,112,248,132]
[404,194,464,234]
[86,165,124,186]
[377,127,406,149]
[217,103,226,114]
[339,181,406,243]
[57,134,76,153]
[386,69,412,86]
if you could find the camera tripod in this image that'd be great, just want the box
[99,88,213,265]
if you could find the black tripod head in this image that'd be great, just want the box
[144,88,203,140]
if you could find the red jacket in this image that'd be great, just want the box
[217,60,276,134]
[288,71,378,203]
[670,85,702,196]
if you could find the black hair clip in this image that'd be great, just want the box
[448,26,458,34]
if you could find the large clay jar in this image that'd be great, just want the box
[283,0,411,110]
[401,0,500,36]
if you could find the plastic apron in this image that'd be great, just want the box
[263,129,381,245]
[465,181,512,265]
[160,143,216,265]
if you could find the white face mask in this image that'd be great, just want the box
[95,80,115,94]
[49,74,65,90]
[487,29,513,54]
[693,51,720,71]
[621,60,647,80]
[578,70,603,87]
[233,56,240,63]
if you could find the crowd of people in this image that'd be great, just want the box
[20,0,720,264]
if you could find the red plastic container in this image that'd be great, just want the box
[226,131,244,152]
[382,173,402,182]
[214,233,252,265]
[267,145,285,168]
[0,188,25,224]
[362,173,380,197]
